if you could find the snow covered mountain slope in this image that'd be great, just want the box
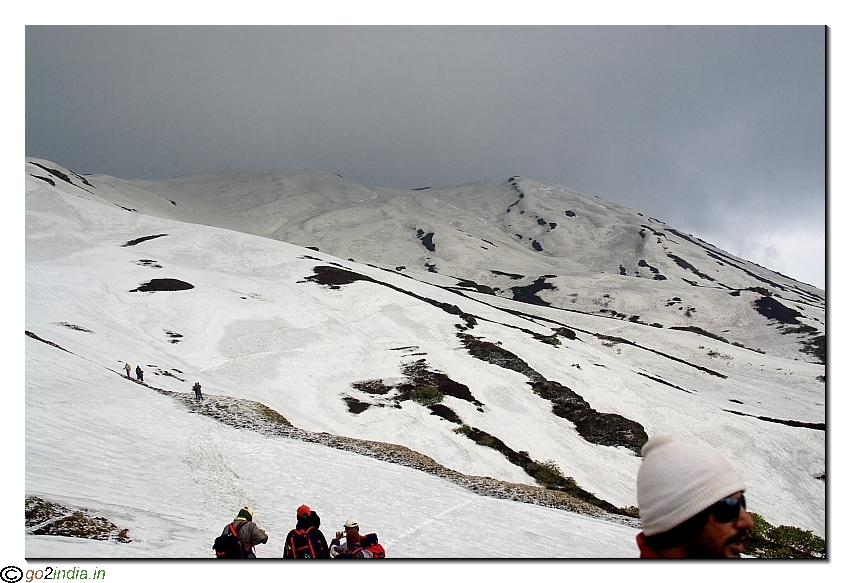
[40,159,824,365]
[24,159,825,558]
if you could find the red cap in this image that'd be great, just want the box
[296,505,311,517]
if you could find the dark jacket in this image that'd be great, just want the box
[283,511,329,558]
[283,526,329,558]
[222,518,268,558]
[330,537,373,558]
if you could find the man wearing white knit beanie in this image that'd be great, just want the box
[635,434,754,558]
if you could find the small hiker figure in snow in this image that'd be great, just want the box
[193,382,204,401]
[135,366,144,382]
[124,363,132,378]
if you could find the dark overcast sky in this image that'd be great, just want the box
[25,26,826,288]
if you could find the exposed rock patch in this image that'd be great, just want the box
[26,330,72,353]
[26,496,131,543]
[130,279,194,292]
[158,389,636,526]
[121,234,168,247]
[351,358,484,411]
[753,296,804,325]
[667,253,715,281]
[416,229,436,252]
[510,275,556,306]
[55,322,93,333]
[723,410,825,431]
[457,334,647,455]
[30,174,55,186]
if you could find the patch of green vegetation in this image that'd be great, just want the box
[650,323,663,328]
[453,423,473,436]
[526,459,577,490]
[410,385,443,406]
[478,433,498,448]
[397,359,483,408]
[452,425,625,514]
[619,505,641,518]
[746,512,825,559]
[353,359,483,410]
[597,334,628,345]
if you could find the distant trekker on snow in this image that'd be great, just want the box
[214,506,268,558]
[192,382,203,401]
[283,505,329,558]
[330,518,384,558]
[124,363,131,378]
[635,435,754,558]
[135,366,143,382]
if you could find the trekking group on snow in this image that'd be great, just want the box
[124,362,204,401]
[213,505,385,559]
[121,362,753,559]
[210,435,753,559]
[124,363,143,382]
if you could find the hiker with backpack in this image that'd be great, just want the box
[329,518,385,558]
[192,381,204,401]
[124,363,131,378]
[213,506,268,558]
[282,505,329,558]
[135,365,144,382]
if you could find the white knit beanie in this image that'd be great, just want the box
[637,435,746,536]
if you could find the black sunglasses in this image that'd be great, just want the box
[709,494,746,522]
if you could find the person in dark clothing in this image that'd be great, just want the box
[135,366,143,382]
[283,505,329,558]
[220,506,268,558]
[192,381,203,401]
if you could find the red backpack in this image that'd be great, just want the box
[285,526,328,558]
[361,532,385,558]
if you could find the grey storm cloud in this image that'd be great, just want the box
[25,25,825,288]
